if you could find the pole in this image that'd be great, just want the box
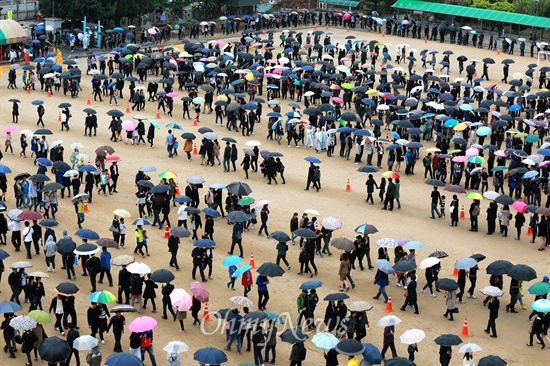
[83,16,87,34]
[97,20,101,48]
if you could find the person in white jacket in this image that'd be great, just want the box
[44,235,57,272]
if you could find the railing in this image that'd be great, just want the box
[0,0,38,21]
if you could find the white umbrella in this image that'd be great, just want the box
[28,271,50,278]
[376,238,399,248]
[419,257,440,269]
[10,315,37,330]
[73,335,99,351]
[483,191,500,200]
[76,153,90,162]
[127,262,151,275]
[377,315,401,327]
[51,140,63,148]
[63,170,79,177]
[20,129,34,136]
[347,301,374,312]
[320,216,342,231]
[163,341,190,353]
[254,200,272,209]
[10,261,33,269]
[400,329,426,344]
[304,209,321,216]
[312,332,339,350]
[458,343,483,353]
[479,286,504,297]
[245,140,262,147]
[113,209,131,218]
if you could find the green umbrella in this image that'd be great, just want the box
[528,282,550,295]
[149,119,160,130]
[28,310,52,324]
[238,196,255,205]
[531,299,550,313]
[525,134,539,143]
[193,97,205,105]
[59,71,71,79]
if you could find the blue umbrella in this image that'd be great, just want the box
[454,257,478,270]
[78,165,97,172]
[361,98,376,107]
[300,280,323,290]
[232,264,252,278]
[265,312,284,324]
[37,157,53,167]
[0,249,10,260]
[304,156,321,164]
[459,104,473,111]
[382,52,391,60]
[386,144,399,151]
[362,343,383,364]
[0,165,12,173]
[226,211,250,223]
[538,149,550,156]
[202,208,221,218]
[174,196,192,203]
[193,347,228,364]
[376,259,395,274]
[132,218,152,226]
[150,184,170,194]
[108,81,117,88]
[0,301,23,314]
[104,352,142,366]
[354,130,371,137]
[126,76,139,82]
[113,27,124,33]
[31,100,44,106]
[75,229,100,240]
[222,255,242,267]
[508,104,521,112]
[523,171,539,179]
[194,239,216,248]
[165,123,183,130]
[242,103,258,110]
[266,112,282,118]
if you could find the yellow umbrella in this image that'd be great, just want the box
[366,89,378,95]
[507,128,520,134]
[217,95,228,102]
[113,209,132,218]
[465,192,483,200]
[514,132,527,138]
[245,73,256,81]
[426,147,441,153]
[453,123,468,131]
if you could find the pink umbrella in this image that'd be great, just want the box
[343,13,351,20]
[465,148,479,157]
[190,281,209,303]
[122,121,136,131]
[170,288,193,311]
[396,238,409,246]
[147,28,157,35]
[3,127,16,133]
[128,316,157,332]
[340,57,350,62]
[273,67,283,74]
[452,156,467,162]
[166,92,179,98]
[330,84,340,90]
[494,150,507,157]
[540,161,550,168]
[512,201,528,213]
[332,97,344,104]
[370,52,378,56]
[266,59,277,64]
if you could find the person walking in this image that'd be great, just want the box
[264,319,278,363]
[98,247,113,287]
[527,312,546,348]
[191,247,207,282]
[484,296,499,338]
[439,345,452,366]
[242,269,253,297]
[1,313,16,359]
[444,290,457,321]
[224,308,243,354]
[106,311,125,352]
[373,268,389,302]
[258,204,270,237]
[505,278,520,313]
[87,302,101,339]
[168,235,180,270]
[117,265,131,305]
[251,323,266,366]
[365,174,378,204]
[65,323,80,366]
[86,254,101,293]
[257,274,270,311]
[161,282,177,320]
[380,324,397,359]
[338,252,351,292]
[400,273,419,314]
[129,274,143,314]
[289,341,307,366]
[143,273,158,313]
[276,240,291,269]
[430,187,442,219]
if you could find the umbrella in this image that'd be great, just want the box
[403,241,425,250]
[400,329,426,344]
[376,259,396,275]
[324,293,350,301]
[454,257,478,269]
[312,332,339,350]
[300,280,323,290]
[377,238,399,248]
[280,328,309,343]
[226,181,252,196]
[507,264,536,281]
[132,218,153,226]
[194,239,216,248]
[163,340,190,353]
[393,260,417,273]
[56,238,76,256]
[113,209,131,218]
[73,335,99,350]
[104,353,143,366]
[111,304,137,313]
[336,339,365,356]
[479,286,504,297]
[355,224,378,235]
[256,262,285,277]
[74,243,100,256]
[362,343,382,364]
[128,316,157,332]
[151,269,175,283]
[9,261,32,269]
[229,295,254,307]
[293,228,317,238]
[89,290,117,304]
[170,288,193,311]
[38,336,71,363]
[478,355,507,366]
[527,282,550,295]
[320,216,342,230]
[190,281,210,302]
[330,237,355,251]
[347,301,374,312]
[377,315,401,327]
[532,299,550,313]
[75,229,100,240]
[96,238,118,248]
[127,262,151,275]
[385,357,416,366]
[425,179,446,187]
[10,315,37,330]
[17,210,43,221]
[486,260,513,275]
[28,271,49,278]
[222,256,243,267]
[0,301,22,313]
[434,334,463,346]
[56,282,80,296]
[436,278,459,291]
[269,231,291,242]
[112,255,135,266]
[458,343,483,353]
[193,347,228,365]
[170,226,190,238]
[419,257,441,269]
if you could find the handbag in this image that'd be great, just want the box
[453,308,460,313]
[108,225,119,234]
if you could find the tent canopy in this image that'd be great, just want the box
[392,0,550,29]
[0,20,27,46]
[319,0,361,8]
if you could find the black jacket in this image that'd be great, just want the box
[118,268,132,288]
[488,298,499,319]
[86,256,101,276]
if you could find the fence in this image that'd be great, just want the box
[0,0,38,21]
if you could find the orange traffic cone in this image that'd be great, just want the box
[125,104,130,113]
[497,48,501,55]
[459,318,471,337]
[459,205,466,220]
[83,200,90,213]
[58,112,62,122]
[385,133,390,140]
[345,179,351,192]
[202,302,212,322]
[26,86,31,94]
[474,71,478,77]
[86,96,91,105]
[346,27,350,33]
[175,183,181,196]
[290,26,293,32]
[325,25,329,30]
[384,295,395,313]
[452,261,459,276]
[237,32,241,38]
[382,32,385,38]
[155,109,161,119]
[527,226,533,236]
[214,35,217,40]
[314,25,317,30]
[193,143,198,155]
[162,224,170,239]
[193,117,198,127]
[47,89,52,98]
[424,37,428,44]
[249,253,256,269]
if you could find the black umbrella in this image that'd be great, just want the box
[507,264,537,281]
[335,339,365,356]
[107,109,125,117]
[434,334,462,346]
[171,227,190,238]
[29,174,50,182]
[256,262,285,277]
[226,181,252,196]
[15,172,31,180]
[478,355,507,366]
[151,269,175,283]
[181,132,196,140]
[52,161,71,173]
[469,253,486,261]
[42,182,64,192]
[425,179,445,187]
[56,238,76,256]
[482,57,495,64]
[436,278,459,291]
[393,260,417,273]
[214,308,235,320]
[269,231,291,242]
[279,329,308,343]
[324,293,350,301]
[385,357,416,366]
[242,311,269,324]
[486,260,513,275]
[494,195,514,205]
[197,127,213,134]
[358,166,379,173]
[330,237,355,251]
[55,282,80,296]
[38,336,71,363]
[293,228,317,238]
[39,219,58,228]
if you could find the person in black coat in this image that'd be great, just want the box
[136,121,146,145]
[305,162,315,190]
[484,296,499,338]
[65,323,80,366]
[106,311,125,352]
[192,247,207,282]
[129,274,143,313]
[400,273,419,314]
[204,216,214,240]
[117,265,131,305]
[382,178,395,210]
[86,255,101,292]
[365,174,378,205]
[323,301,338,332]
[87,302,102,338]
[439,345,452,366]
[486,201,498,235]
[168,235,180,270]
[230,144,238,172]
[143,273,158,313]
[241,154,250,179]
[324,347,339,366]
[1,314,16,358]
[147,123,155,147]
[162,282,176,320]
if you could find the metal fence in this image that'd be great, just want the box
[0,0,38,21]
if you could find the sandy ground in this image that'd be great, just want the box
[0,25,549,366]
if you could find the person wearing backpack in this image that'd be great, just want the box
[289,341,307,366]
[86,345,102,366]
[251,324,266,366]
[21,328,38,365]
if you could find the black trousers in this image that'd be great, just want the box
[486,317,497,336]
[118,287,130,304]
[192,263,206,280]
[381,342,397,359]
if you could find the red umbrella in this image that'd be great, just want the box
[18,211,43,221]
[190,281,209,303]
[105,155,121,163]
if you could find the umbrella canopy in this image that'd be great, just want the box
[56,282,80,296]
[347,301,374,312]
[355,224,379,235]
[335,339,365,356]
[280,328,309,343]
[376,259,396,275]
[436,278,459,291]
[38,336,71,363]
[324,293,350,301]
[96,238,118,248]
[226,181,252,196]
[434,334,463,346]
[27,310,52,324]
[393,260,417,273]
[151,269,175,283]
[111,304,137,313]
[112,255,135,266]
[256,262,285,277]
[193,347,228,365]
[320,216,342,230]
[477,355,507,366]
[190,281,210,302]
[74,243,100,256]
[400,329,426,344]
[89,290,116,304]
[377,315,401,327]
[419,257,441,269]
[128,316,157,332]
[479,286,504,297]
[377,238,399,248]
[163,340,190,354]
[293,228,317,238]
[385,357,416,366]
[104,353,143,366]
[454,257,478,269]
[486,260,513,275]
[0,301,23,313]
[269,231,291,242]
[330,237,355,251]
[171,226,191,238]
[171,288,193,311]
[10,315,37,330]
[311,332,339,350]
[458,343,483,353]
[507,264,537,281]
[73,335,99,351]
[528,282,550,295]
[300,280,323,290]
[127,262,151,275]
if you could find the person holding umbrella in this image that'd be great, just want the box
[444,289,457,321]
[400,272,419,314]
[161,281,177,321]
[85,345,102,366]
[65,323,80,366]
[380,324,397,359]
[484,295,499,338]
[106,311,125,352]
